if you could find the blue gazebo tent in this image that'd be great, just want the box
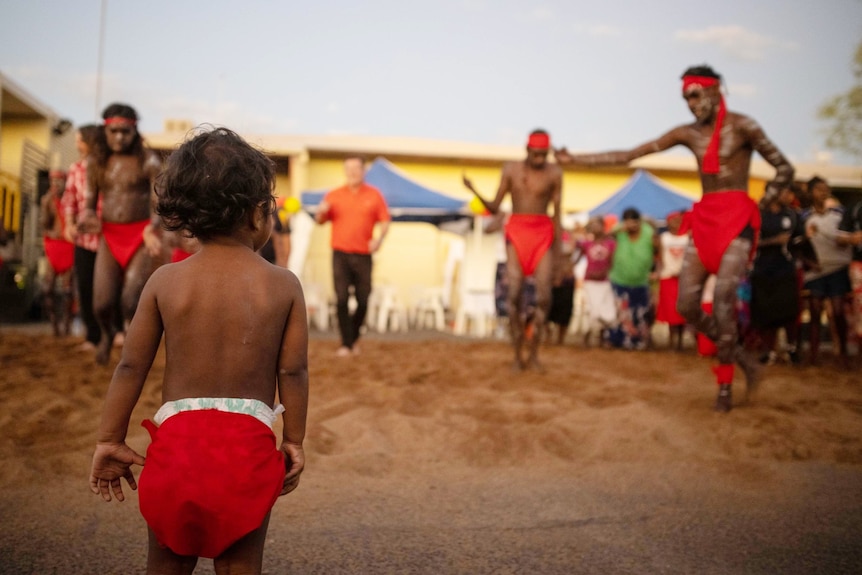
[587,169,695,221]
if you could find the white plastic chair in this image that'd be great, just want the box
[302,283,330,331]
[453,289,496,337]
[410,286,447,331]
[374,285,408,333]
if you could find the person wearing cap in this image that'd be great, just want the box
[40,169,75,336]
[463,129,563,371]
[78,103,162,364]
[555,64,795,411]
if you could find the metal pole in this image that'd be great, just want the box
[95,0,107,117]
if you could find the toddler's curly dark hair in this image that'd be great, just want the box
[156,126,275,241]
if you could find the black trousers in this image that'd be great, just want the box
[74,246,100,345]
[332,250,372,349]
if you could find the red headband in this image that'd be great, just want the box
[104,117,137,126]
[527,132,550,149]
[682,75,724,175]
[682,75,720,91]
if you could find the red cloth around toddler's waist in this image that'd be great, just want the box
[139,410,285,558]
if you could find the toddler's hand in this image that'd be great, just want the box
[280,442,305,495]
[89,442,146,502]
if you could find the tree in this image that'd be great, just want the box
[819,41,862,159]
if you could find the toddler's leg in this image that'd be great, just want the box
[213,512,271,575]
[146,528,197,575]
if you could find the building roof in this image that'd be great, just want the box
[0,71,57,120]
[145,127,525,164]
[145,121,862,187]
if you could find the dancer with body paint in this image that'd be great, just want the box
[556,65,794,411]
[463,129,563,371]
[78,103,162,364]
[40,170,75,336]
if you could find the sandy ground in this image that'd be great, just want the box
[1,324,861,574]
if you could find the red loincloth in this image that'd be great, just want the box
[139,410,285,559]
[657,277,685,325]
[101,220,150,270]
[43,236,75,274]
[504,214,555,277]
[682,191,760,274]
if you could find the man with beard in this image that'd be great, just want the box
[79,103,162,364]
[555,65,794,411]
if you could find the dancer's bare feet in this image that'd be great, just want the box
[526,356,546,373]
[714,384,732,413]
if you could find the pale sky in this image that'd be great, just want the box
[2,0,861,165]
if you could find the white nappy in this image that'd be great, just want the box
[153,397,285,429]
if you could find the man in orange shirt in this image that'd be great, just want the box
[315,156,391,356]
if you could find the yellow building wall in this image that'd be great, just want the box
[274,173,292,200]
[0,119,50,174]
[0,119,51,234]
[748,178,768,200]
[649,173,703,196]
[300,222,453,304]
[305,158,345,190]
[0,169,21,233]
